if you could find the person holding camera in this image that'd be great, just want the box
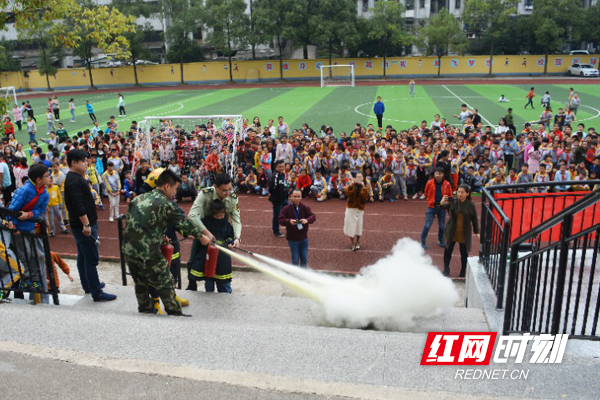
[440,184,480,278]
[278,189,316,268]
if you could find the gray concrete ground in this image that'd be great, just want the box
[1,283,598,400]
[57,259,466,306]
[0,351,354,400]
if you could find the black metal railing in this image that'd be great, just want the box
[0,207,59,305]
[479,180,600,309]
[479,186,511,308]
[503,187,600,340]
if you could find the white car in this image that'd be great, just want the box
[569,50,589,55]
[567,64,599,77]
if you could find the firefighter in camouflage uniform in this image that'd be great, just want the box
[123,170,203,316]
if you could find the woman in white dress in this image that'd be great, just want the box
[343,173,371,251]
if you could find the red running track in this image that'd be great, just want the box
[48,194,482,276]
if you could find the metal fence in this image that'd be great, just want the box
[0,207,59,305]
[503,188,600,340]
[479,181,600,309]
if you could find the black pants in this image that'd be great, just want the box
[2,187,13,205]
[119,106,126,115]
[15,120,22,131]
[272,200,288,235]
[444,241,468,275]
[53,109,60,120]
[416,168,428,193]
[376,114,383,129]
[505,154,514,170]
[89,113,97,122]
[525,98,534,109]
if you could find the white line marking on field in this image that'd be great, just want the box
[442,85,496,128]
[115,92,215,122]
[354,99,417,124]
[577,104,600,123]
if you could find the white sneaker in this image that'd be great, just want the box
[419,194,426,200]
[412,193,418,199]
[109,217,114,222]
[404,195,408,200]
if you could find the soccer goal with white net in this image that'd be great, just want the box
[132,115,244,185]
[1,86,18,106]
[320,64,355,87]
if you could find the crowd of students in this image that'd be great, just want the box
[1,90,599,218]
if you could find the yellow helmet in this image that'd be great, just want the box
[145,168,165,189]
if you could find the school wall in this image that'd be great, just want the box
[2,54,598,91]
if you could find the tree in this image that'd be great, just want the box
[204,0,249,83]
[288,0,319,59]
[367,0,410,78]
[413,8,469,77]
[0,0,76,31]
[247,0,265,60]
[125,26,154,86]
[53,3,136,88]
[584,2,600,49]
[254,0,295,80]
[313,0,358,66]
[18,20,64,90]
[463,0,517,76]
[0,39,21,72]
[530,0,584,74]
[161,0,204,84]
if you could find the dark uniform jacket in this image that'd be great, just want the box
[441,198,480,252]
[188,216,234,282]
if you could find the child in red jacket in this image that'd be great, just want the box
[296,169,312,198]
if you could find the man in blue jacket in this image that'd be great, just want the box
[373,96,385,131]
[7,163,50,298]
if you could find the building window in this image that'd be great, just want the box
[420,0,426,7]
[406,0,415,10]
[455,0,461,8]
[363,0,369,12]
[524,0,533,8]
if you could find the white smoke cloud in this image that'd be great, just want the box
[252,238,459,331]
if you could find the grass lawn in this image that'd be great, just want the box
[15,82,600,148]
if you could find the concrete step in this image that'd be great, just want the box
[64,284,488,333]
[2,284,598,400]
[0,295,485,396]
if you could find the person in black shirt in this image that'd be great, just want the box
[268,160,288,238]
[435,150,452,186]
[135,158,150,195]
[64,149,116,302]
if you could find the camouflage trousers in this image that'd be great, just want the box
[125,254,182,315]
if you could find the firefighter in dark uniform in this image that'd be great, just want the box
[188,201,234,292]
[187,173,241,290]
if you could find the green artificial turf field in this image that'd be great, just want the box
[16,83,600,147]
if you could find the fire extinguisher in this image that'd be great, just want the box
[161,243,174,267]
[204,245,219,278]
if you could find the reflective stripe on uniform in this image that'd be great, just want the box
[214,273,232,280]
[190,270,204,278]
[172,252,180,260]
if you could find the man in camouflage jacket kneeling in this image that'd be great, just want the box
[123,169,203,316]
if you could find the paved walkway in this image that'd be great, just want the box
[0,284,598,400]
